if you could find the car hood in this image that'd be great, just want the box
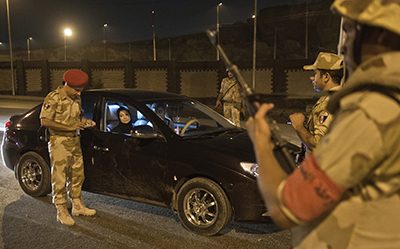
[185,129,256,162]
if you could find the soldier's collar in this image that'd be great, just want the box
[58,85,70,100]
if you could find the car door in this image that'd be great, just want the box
[86,98,170,205]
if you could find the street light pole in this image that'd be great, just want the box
[27,37,32,61]
[64,29,72,61]
[252,0,257,90]
[103,23,107,61]
[152,10,156,61]
[168,39,171,61]
[6,0,15,96]
[305,0,309,59]
[216,3,222,61]
[274,26,277,60]
[64,34,67,61]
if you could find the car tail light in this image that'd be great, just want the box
[5,121,12,129]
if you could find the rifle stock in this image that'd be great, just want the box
[206,30,297,174]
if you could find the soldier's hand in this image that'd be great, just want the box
[71,121,87,131]
[85,119,96,128]
[215,99,222,108]
[289,113,305,129]
[246,103,275,151]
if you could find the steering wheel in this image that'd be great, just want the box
[180,119,200,136]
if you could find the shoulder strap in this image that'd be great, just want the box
[222,81,238,99]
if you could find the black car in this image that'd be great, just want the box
[2,89,298,235]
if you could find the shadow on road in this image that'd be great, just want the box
[2,193,290,249]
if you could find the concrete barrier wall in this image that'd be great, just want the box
[0,59,317,109]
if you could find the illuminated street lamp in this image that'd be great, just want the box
[216,3,222,61]
[103,23,107,61]
[27,37,32,61]
[64,28,72,61]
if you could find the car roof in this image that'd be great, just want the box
[85,89,190,102]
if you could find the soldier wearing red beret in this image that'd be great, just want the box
[40,69,96,226]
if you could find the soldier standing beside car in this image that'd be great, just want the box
[289,52,343,154]
[246,0,400,248]
[215,70,245,127]
[40,69,96,226]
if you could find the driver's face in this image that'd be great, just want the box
[156,107,166,118]
[119,110,131,124]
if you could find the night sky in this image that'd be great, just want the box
[0,0,309,49]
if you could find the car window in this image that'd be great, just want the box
[149,102,176,132]
[103,99,159,135]
[104,100,135,133]
[146,100,236,137]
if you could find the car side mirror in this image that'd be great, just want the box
[130,125,162,139]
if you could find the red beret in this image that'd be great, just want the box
[63,69,88,88]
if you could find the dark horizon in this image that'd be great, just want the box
[0,0,316,49]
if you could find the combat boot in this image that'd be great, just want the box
[72,198,96,216]
[56,204,75,226]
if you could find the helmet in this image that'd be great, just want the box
[331,0,400,35]
[303,52,343,70]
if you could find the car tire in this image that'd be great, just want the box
[17,152,51,197]
[177,177,232,236]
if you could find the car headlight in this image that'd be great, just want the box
[240,162,259,177]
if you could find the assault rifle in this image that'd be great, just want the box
[206,30,298,174]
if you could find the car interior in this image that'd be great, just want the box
[103,99,225,137]
[104,101,147,132]
[105,104,124,131]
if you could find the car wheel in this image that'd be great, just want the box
[17,152,51,197]
[177,177,232,236]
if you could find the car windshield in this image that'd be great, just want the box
[145,99,238,137]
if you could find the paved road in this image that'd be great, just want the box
[0,160,292,249]
[0,98,296,249]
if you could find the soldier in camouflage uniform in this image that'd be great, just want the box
[290,52,343,154]
[215,70,245,127]
[246,0,400,248]
[41,69,96,226]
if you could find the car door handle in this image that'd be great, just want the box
[93,145,109,152]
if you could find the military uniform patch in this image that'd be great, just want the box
[319,111,329,124]
[43,103,50,110]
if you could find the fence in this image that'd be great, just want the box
[0,59,317,109]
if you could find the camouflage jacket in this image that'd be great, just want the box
[306,85,341,148]
[40,85,82,137]
[220,77,241,103]
[278,52,400,248]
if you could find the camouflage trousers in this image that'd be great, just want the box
[223,102,241,127]
[48,135,85,205]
